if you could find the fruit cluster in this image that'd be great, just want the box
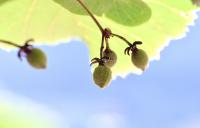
[0,0,149,89]
[91,28,149,88]
[73,0,149,88]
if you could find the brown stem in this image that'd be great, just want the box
[0,39,21,48]
[100,34,105,59]
[111,33,132,46]
[75,0,139,61]
[105,37,110,49]
[76,0,104,33]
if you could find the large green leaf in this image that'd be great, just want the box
[54,0,152,26]
[0,0,199,77]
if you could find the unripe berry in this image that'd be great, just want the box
[93,65,112,88]
[26,48,47,69]
[103,48,117,68]
[131,49,148,71]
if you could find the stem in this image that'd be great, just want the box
[76,0,104,33]
[0,39,21,48]
[100,34,105,59]
[105,37,110,49]
[111,33,132,46]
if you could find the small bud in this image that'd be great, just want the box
[131,49,148,71]
[26,48,47,69]
[93,65,112,88]
[103,48,117,68]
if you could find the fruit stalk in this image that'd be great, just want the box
[105,37,110,49]
[76,0,104,33]
[0,39,21,48]
[111,33,132,46]
[76,0,105,59]
[76,0,137,59]
[100,34,105,59]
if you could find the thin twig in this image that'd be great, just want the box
[100,34,105,59]
[111,33,132,46]
[0,39,21,48]
[76,0,104,33]
[105,37,110,49]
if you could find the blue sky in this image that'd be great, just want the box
[0,12,200,128]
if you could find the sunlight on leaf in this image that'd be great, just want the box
[0,0,199,77]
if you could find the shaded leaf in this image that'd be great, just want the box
[54,0,152,26]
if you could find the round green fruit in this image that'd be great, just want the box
[26,48,47,69]
[131,49,148,71]
[103,48,117,68]
[93,65,112,88]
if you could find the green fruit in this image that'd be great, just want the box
[103,48,117,68]
[26,48,47,69]
[93,65,112,88]
[131,49,148,71]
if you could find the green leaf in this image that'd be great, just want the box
[0,0,10,5]
[0,0,199,77]
[53,0,152,26]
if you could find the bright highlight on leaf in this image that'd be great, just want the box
[0,0,199,78]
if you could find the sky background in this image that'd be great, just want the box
[0,12,200,128]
